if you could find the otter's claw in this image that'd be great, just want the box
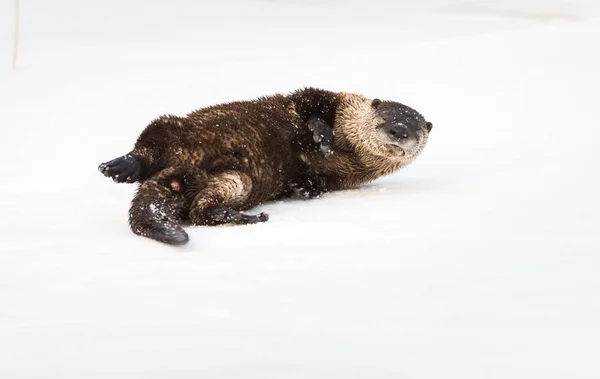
[98,153,142,183]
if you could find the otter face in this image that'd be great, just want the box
[334,94,432,165]
[370,98,432,160]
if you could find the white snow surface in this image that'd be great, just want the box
[1,0,599,378]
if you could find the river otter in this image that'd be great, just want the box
[98,87,432,245]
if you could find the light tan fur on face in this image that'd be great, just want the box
[334,93,430,173]
[334,93,386,156]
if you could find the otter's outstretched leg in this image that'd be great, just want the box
[129,168,189,245]
[188,171,268,226]
[98,152,143,183]
[308,116,334,156]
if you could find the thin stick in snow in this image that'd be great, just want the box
[13,0,20,69]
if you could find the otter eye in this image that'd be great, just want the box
[371,99,381,109]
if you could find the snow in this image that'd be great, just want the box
[1,0,599,378]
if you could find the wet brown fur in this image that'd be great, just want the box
[99,87,432,245]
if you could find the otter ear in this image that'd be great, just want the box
[425,122,433,132]
[371,98,381,109]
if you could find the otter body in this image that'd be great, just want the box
[134,95,305,203]
[98,88,432,245]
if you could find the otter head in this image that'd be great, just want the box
[371,98,432,159]
[336,94,432,164]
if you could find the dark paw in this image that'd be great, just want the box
[290,182,323,199]
[289,175,325,199]
[308,117,334,156]
[207,206,269,225]
[98,152,142,183]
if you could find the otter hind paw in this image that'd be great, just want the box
[206,206,269,225]
[98,153,142,183]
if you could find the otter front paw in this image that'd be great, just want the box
[308,117,334,156]
[98,152,142,183]
[289,176,325,199]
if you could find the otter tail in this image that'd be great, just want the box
[128,168,192,246]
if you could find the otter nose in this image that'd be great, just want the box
[388,124,409,140]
